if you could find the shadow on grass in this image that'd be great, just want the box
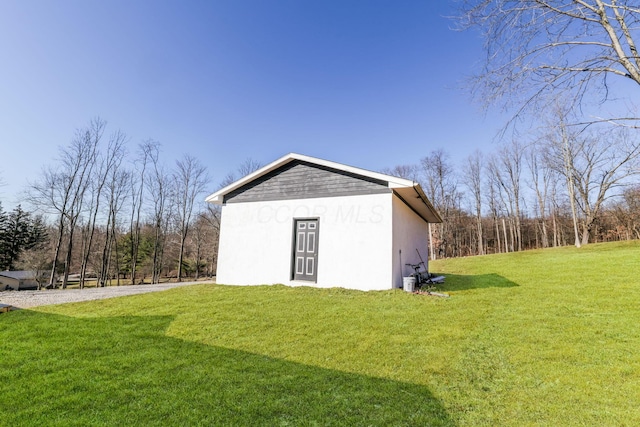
[0,311,455,426]
[435,273,519,292]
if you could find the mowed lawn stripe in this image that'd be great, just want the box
[432,241,640,425]
[1,240,639,425]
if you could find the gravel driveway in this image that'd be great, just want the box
[0,281,211,309]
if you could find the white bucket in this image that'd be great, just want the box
[403,276,416,292]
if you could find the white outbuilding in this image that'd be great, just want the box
[206,153,442,291]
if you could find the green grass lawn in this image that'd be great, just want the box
[2,241,639,426]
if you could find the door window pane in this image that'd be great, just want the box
[307,232,315,252]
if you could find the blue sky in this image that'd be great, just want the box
[0,0,504,208]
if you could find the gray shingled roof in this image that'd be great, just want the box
[0,271,38,280]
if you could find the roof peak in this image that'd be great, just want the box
[205,152,442,223]
[207,152,417,204]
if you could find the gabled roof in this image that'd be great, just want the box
[206,153,442,223]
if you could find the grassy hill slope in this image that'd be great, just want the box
[1,241,639,426]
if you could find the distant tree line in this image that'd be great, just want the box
[5,118,220,289]
[383,115,640,258]
[3,114,640,287]
[404,0,640,259]
[1,118,268,289]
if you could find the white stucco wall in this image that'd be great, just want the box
[391,195,430,289]
[216,193,394,291]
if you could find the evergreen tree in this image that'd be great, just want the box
[0,205,47,270]
[0,203,8,270]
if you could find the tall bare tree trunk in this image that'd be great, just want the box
[61,219,78,289]
[502,218,509,253]
[130,141,154,284]
[494,216,501,253]
[560,124,582,248]
[428,223,435,260]
[173,155,209,282]
[48,219,65,287]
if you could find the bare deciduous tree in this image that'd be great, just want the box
[21,120,228,286]
[485,166,504,253]
[147,145,170,284]
[380,164,420,182]
[526,142,553,248]
[127,140,156,284]
[237,158,263,177]
[173,155,209,282]
[546,123,640,244]
[78,128,128,288]
[487,140,525,251]
[97,135,130,287]
[543,111,583,247]
[463,151,485,255]
[421,149,460,258]
[29,118,103,288]
[459,0,640,124]
[217,157,263,189]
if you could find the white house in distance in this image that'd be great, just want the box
[0,271,40,291]
[206,153,442,291]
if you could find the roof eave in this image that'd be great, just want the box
[413,185,443,223]
[393,186,443,224]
